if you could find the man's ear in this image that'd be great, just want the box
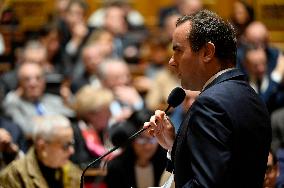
[35,138,46,150]
[203,42,215,63]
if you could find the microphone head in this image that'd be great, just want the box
[109,109,153,147]
[167,87,186,108]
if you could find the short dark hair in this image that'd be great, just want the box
[176,10,237,65]
[66,0,88,12]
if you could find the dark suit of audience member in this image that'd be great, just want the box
[60,0,94,78]
[238,45,281,77]
[0,70,18,95]
[0,116,28,169]
[0,116,28,152]
[237,21,283,77]
[70,42,106,93]
[271,108,284,154]
[243,48,284,113]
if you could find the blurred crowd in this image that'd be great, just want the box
[0,0,283,188]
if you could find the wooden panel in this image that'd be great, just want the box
[4,0,283,50]
[85,0,175,27]
[11,0,48,31]
[254,0,284,30]
[254,0,284,50]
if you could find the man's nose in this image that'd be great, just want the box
[169,56,176,66]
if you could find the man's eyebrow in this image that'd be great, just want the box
[172,44,180,51]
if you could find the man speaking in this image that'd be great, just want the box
[144,10,271,188]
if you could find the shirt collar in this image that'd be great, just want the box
[202,68,235,91]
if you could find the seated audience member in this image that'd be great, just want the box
[0,40,60,95]
[70,43,105,93]
[158,0,181,27]
[2,62,74,138]
[158,0,202,27]
[70,85,115,169]
[22,40,64,95]
[102,3,147,62]
[179,0,203,16]
[22,40,56,74]
[105,109,167,188]
[0,94,27,170]
[98,58,144,122]
[263,151,280,188]
[88,0,145,30]
[229,0,254,42]
[70,29,115,82]
[271,107,284,153]
[145,68,179,111]
[162,12,181,44]
[237,21,284,77]
[0,115,81,188]
[133,34,173,94]
[0,116,27,170]
[38,23,63,74]
[243,48,284,113]
[61,0,93,77]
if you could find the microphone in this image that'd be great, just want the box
[80,87,186,188]
[165,86,187,112]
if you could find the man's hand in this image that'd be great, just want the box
[114,86,142,107]
[0,128,18,153]
[144,110,176,150]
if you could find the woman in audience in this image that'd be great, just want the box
[263,151,280,188]
[105,109,167,188]
[0,115,81,188]
[70,85,115,168]
[230,0,254,42]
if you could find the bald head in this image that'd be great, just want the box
[244,21,269,48]
[98,58,131,89]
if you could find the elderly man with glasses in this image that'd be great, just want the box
[0,115,81,188]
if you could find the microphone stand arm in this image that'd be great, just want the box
[79,125,150,188]
[80,104,172,188]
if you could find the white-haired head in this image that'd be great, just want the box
[32,115,71,142]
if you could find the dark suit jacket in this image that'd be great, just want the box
[171,69,271,188]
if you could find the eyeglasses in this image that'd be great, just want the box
[61,139,75,151]
[135,137,157,145]
[21,75,44,82]
[47,139,75,151]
